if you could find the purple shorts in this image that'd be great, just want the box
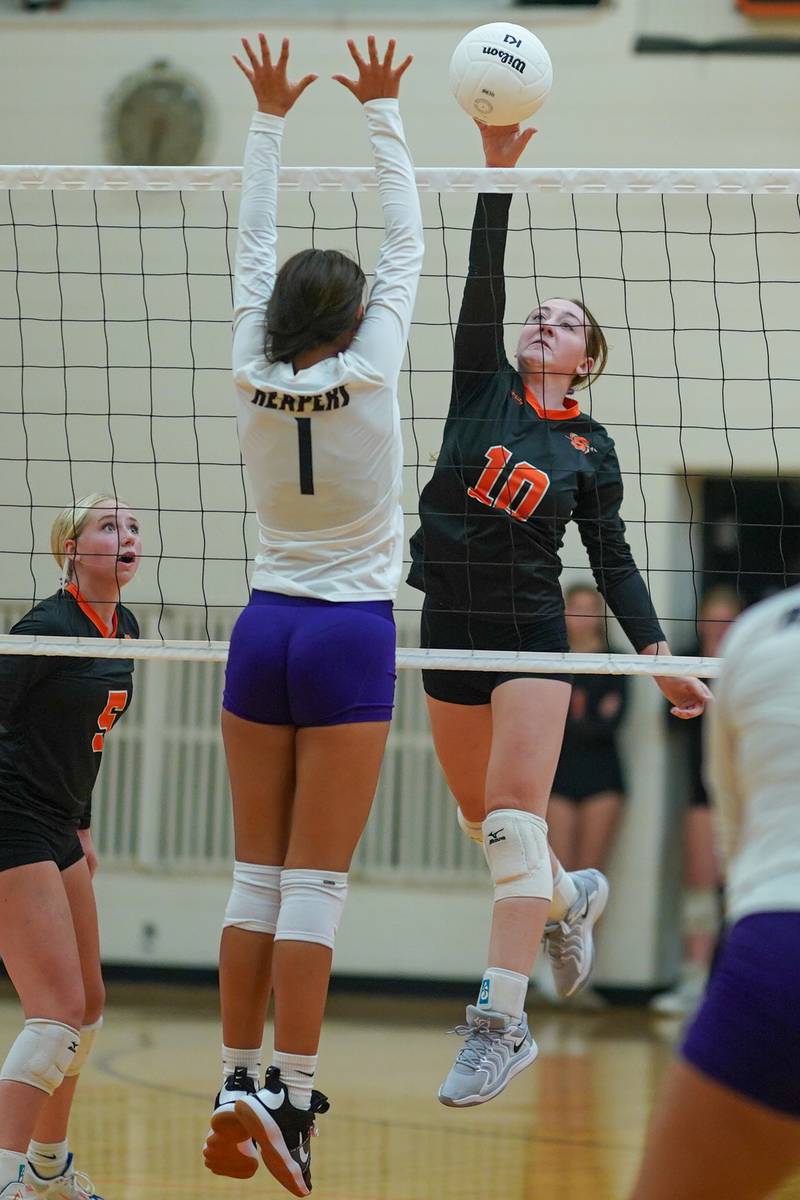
[223,590,396,728]
[681,911,800,1118]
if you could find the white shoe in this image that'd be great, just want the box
[25,1156,101,1199]
[650,972,707,1017]
[544,869,609,998]
[0,1180,29,1199]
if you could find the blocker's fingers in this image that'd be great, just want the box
[383,38,396,70]
[295,73,318,98]
[367,34,380,66]
[332,74,357,95]
[258,33,272,68]
[232,55,253,81]
[276,37,290,70]
[241,38,260,71]
[395,54,413,79]
[345,38,365,69]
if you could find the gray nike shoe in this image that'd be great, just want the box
[545,868,609,999]
[438,1005,538,1108]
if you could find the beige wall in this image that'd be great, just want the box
[0,0,799,167]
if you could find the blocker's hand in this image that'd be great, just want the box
[234,35,317,117]
[656,674,712,720]
[333,36,413,104]
[476,120,536,168]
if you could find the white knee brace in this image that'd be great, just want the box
[223,861,282,935]
[0,1019,80,1095]
[274,869,348,950]
[457,807,484,847]
[64,1016,103,1078]
[682,887,721,937]
[482,809,552,902]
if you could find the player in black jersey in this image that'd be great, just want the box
[0,494,140,1199]
[408,121,711,1108]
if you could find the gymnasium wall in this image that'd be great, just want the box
[1,0,798,987]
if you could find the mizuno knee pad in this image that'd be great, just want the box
[0,1019,80,1095]
[482,808,552,902]
[64,1016,103,1078]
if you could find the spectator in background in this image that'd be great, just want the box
[547,582,627,874]
[652,585,743,1016]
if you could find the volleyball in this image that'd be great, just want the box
[448,23,553,126]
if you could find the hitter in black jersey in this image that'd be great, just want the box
[0,494,140,1198]
[408,122,710,1109]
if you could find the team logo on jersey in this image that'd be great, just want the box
[567,433,593,454]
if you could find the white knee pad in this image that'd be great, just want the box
[0,1019,80,1095]
[64,1016,103,1078]
[682,887,721,937]
[482,809,552,902]
[274,869,348,950]
[223,861,282,934]
[457,808,484,847]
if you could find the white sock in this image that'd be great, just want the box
[222,1045,261,1088]
[273,1049,317,1111]
[0,1148,27,1189]
[476,967,528,1022]
[550,863,579,921]
[27,1139,68,1180]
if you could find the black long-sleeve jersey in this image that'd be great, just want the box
[0,585,138,829]
[407,193,665,652]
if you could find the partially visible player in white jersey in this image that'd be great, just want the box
[202,34,423,1197]
[630,586,800,1200]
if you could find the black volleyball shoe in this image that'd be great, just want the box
[235,1066,330,1197]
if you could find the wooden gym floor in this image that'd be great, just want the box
[1,982,798,1200]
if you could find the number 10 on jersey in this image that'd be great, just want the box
[468,445,550,522]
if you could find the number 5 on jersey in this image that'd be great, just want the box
[468,446,550,522]
[93,690,128,753]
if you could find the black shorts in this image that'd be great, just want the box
[420,600,572,706]
[551,744,625,802]
[0,808,84,874]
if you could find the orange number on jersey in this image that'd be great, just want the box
[468,445,550,522]
[92,690,128,753]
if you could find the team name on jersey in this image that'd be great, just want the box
[251,386,350,413]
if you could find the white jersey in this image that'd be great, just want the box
[232,100,424,602]
[705,584,800,923]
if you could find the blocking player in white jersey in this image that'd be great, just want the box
[630,586,800,1200]
[202,35,423,1197]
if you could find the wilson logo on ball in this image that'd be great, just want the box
[481,46,527,75]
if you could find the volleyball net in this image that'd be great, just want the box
[1,164,799,675]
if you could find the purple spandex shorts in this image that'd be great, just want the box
[223,590,396,728]
[681,911,800,1118]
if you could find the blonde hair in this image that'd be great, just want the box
[51,493,133,584]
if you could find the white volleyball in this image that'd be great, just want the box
[449,22,553,126]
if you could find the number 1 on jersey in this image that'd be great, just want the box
[296,418,314,495]
[468,445,550,522]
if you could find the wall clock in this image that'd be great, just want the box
[105,60,210,166]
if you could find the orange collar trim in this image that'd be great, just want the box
[65,581,118,639]
[523,385,580,422]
